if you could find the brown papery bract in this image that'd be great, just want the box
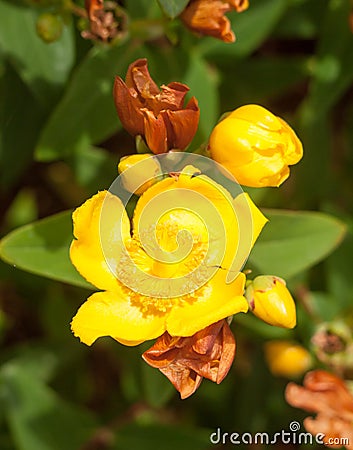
[180,0,249,43]
[285,370,353,449]
[113,59,200,154]
[142,319,236,399]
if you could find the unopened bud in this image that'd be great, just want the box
[245,275,296,328]
[265,340,312,378]
[118,154,162,195]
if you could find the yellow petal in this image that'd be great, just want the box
[228,104,283,131]
[70,191,130,291]
[224,192,268,275]
[166,272,248,336]
[132,166,238,277]
[71,290,166,346]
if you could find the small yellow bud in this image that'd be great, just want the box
[118,154,162,195]
[245,275,296,328]
[264,340,312,378]
[208,104,303,187]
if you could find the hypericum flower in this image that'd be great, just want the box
[118,154,163,195]
[180,0,249,43]
[245,275,296,328]
[285,370,353,450]
[208,104,303,187]
[70,165,267,346]
[143,319,235,399]
[264,341,312,378]
[113,59,200,155]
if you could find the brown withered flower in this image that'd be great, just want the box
[81,0,127,42]
[285,370,353,449]
[142,319,236,399]
[113,58,200,154]
[180,0,249,43]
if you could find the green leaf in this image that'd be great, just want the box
[0,211,92,289]
[296,114,331,205]
[183,53,219,147]
[157,0,189,19]
[126,0,161,19]
[69,145,117,194]
[200,0,287,59]
[35,44,140,162]
[219,57,308,107]
[0,363,96,450]
[326,223,353,311]
[248,209,346,279]
[300,0,353,121]
[233,313,294,339]
[0,64,46,189]
[305,291,342,322]
[141,362,175,408]
[274,0,327,39]
[114,424,212,450]
[0,0,75,108]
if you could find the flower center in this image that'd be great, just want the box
[115,216,213,313]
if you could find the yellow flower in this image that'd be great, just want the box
[245,275,296,328]
[265,340,312,378]
[118,154,162,195]
[70,165,267,346]
[208,104,303,187]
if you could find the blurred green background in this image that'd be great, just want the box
[0,0,353,449]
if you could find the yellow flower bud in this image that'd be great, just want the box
[245,275,296,328]
[208,104,303,187]
[118,154,162,195]
[264,340,312,378]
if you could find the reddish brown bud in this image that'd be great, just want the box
[285,370,353,449]
[113,59,200,154]
[180,0,249,43]
[142,320,236,399]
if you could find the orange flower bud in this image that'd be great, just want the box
[265,340,312,378]
[180,0,249,43]
[113,59,200,154]
[245,275,296,328]
[142,319,236,399]
[209,104,303,187]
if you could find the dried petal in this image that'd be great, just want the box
[180,0,248,43]
[142,320,236,398]
[285,370,353,450]
[157,83,190,111]
[142,109,168,154]
[82,0,123,42]
[228,0,249,12]
[113,76,145,136]
[161,97,200,150]
[125,59,160,98]
[113,59,200,153]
